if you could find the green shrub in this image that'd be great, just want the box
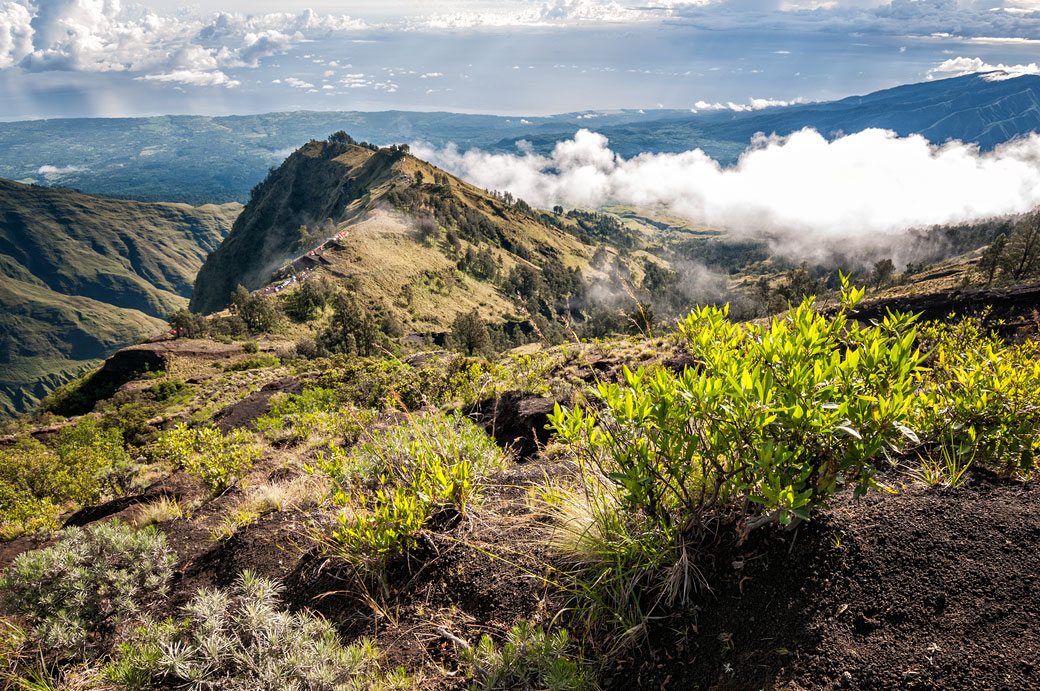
[0,419,137,539]
[151,379,188,402]
[550,282,920,608]
[464,620,595,690]
[253,387,375,445]
[315,412,504,581]
[914,318,1040,477]
[153,424,262,492]
[240,340,260,354]
[316,358,451,410]
[108,570,410,690]
[0,520,175,654]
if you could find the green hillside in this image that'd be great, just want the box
[0,180,239,417]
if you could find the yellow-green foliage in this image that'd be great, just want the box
[314,412,504,578]
[553,283,920,535]
[549,282,922,612]
[253,387,376,445]
[0,418,134,539]
[915,319,1040,477]
[154,424,262,492]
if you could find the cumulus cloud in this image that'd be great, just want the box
[415,128,1040,256]
[928,56,1040,79]
[0,1,365,83]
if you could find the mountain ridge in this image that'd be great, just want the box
[2,73,1038,204]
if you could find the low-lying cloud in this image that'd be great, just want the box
[415,128,1040,256]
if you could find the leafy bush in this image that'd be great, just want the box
[154,424,262,492]
[108,571,410,690]
[0,419,136,539]
[550,283,920,608]
[316,358,452,410]
[1,520,175,654]
[151,379,188,402]
[315,412,504,581]
[464,620,595,691]
[239,340,259,354]
[253,387,375,445]
[914,318,1040,477]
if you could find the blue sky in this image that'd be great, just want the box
[1,0,1040,119]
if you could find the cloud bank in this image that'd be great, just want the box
[416,128,1040,254]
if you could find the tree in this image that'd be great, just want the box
[230,285,279,333]
[283,278,332,323]
[553,205,564,215]
[1000,215,1040,280]
[870,258,895,290]
[328,131,356,145]
[320,294,382,357]
[167,308,207,338]
[978,233,1007,285]
[451,310,492,356]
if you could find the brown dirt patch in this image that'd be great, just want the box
[605,469,1040,690]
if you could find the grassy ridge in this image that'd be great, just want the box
[0,179,239,417]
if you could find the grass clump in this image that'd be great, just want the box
[108,570,412,690]
[315,411,505,582]
[154,424,262,492]
[132,497,184,528]
[548,281,921,617]
[464,620,596,690]
[0,520,175,655]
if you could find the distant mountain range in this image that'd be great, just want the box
[0,72,1037,205]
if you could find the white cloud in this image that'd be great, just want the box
[135,68,239,87]
[37,163,83,177]
[928,56,1040,79]
[415,128,1040,256]
[0,2,365,84]
[692,96,802,112]
[0,1,32,69]
[418,0,650,29]
[283,76,313,89]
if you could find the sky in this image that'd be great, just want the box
[2,0,1040,120]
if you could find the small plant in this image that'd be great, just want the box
[0,520,176,654]
[316,412,504,583]
[132,497,183,527]
[914,318,1040,478]
[209,508,260,541]
[151,379,188,402]
[909,435,975,488]
[1,419,137,539]
[463,620,596,690]
[153,424,262,492]
[253,387,375,446]
[108,571,411,690]
[240,340,259,354]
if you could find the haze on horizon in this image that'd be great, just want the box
[2,0,1040,120]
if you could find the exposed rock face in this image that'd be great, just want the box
[470,391,558,460]
[48,346,170,417]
